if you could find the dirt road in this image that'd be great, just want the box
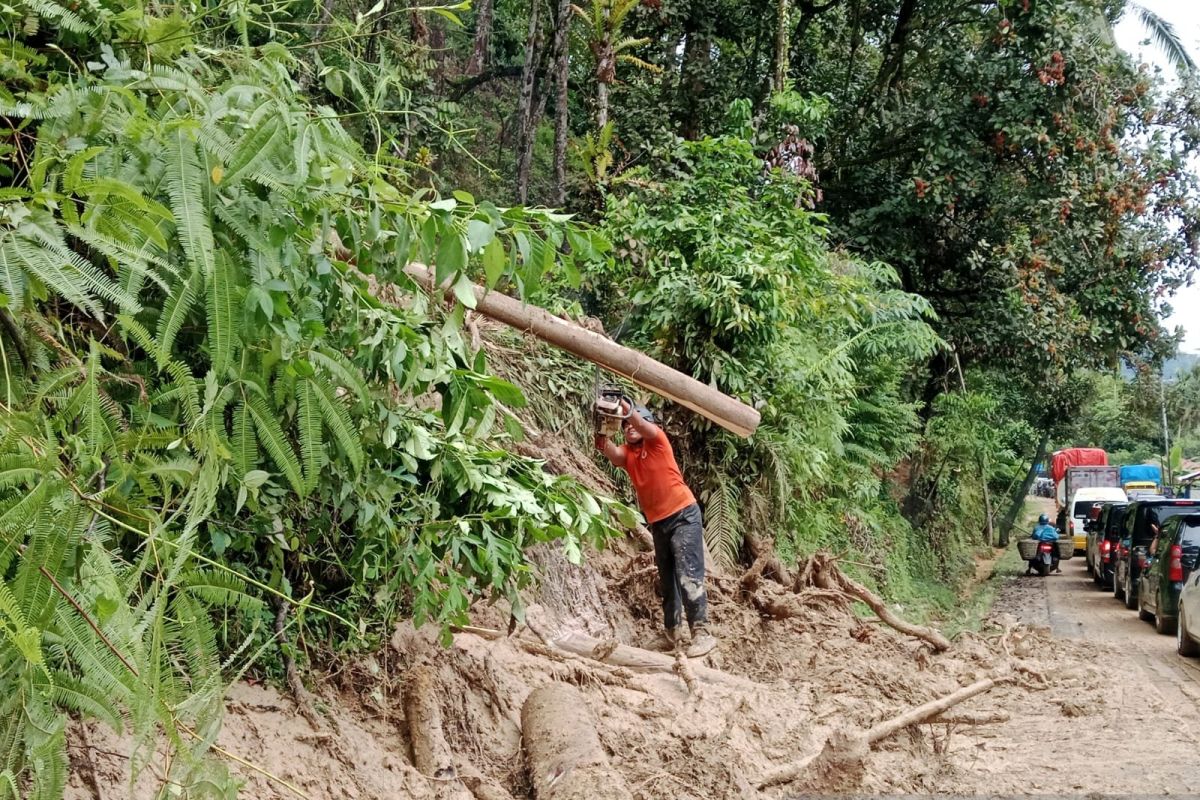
[941,496,1200,794]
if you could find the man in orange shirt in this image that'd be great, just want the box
[596,401,716,658]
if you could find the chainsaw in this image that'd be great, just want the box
[593,385,632,437]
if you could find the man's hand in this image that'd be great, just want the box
[594,433,606,451]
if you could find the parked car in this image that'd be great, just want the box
[1086,501,1129,588]
[1136,514,1200,634]
[1175,542,1200,657]
[1066,486,1127,554]
[1114,499,1200,610]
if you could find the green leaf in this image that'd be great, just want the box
[482,238,506,288]
[452,274,478,309]
[435,231,468,285]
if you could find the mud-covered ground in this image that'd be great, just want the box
[66,496,1200,798]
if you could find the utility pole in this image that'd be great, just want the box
[1161,371,1172,488]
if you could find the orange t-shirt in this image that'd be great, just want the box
[619,431,696,524]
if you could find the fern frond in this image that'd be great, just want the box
[702,475,742,570]
[44,672,123,731]
[231,400,256,477]
[310,376,363,474]
[155,266,201,365]
[296,378,321,493]
[0,239,28,308]
[245,394,304,495]
[180,569,263,614]
[206,253,239,376]
[26,0,91,32]
[309,347,370,408]
[164,128,216,279]
[222,114,283,187]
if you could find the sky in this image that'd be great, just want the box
[1114,1,1200,353]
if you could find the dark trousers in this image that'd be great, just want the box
[649,503,708,630]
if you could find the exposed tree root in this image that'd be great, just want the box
[756,675,1007,790]
[672,641,703,699]
[273,600,322,730]
[803,553,952,652]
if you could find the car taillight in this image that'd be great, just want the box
[1100,540,1111,561]
[1170,544,1184,582]
[1119,544,1129,558]
[1070,520,1075,533]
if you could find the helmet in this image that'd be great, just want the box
[631,404,655,425]
[1038,513,1049,525]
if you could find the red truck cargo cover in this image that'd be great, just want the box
[1050,448,1109,483]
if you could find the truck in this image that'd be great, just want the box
[1051,449,1124,553]
[1119,464,1163,498]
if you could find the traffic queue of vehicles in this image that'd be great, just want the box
[1082,497,1200,654]
[1045,448,1200,658]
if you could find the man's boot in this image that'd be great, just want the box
[686,625,717,658]
[650,627,680,652]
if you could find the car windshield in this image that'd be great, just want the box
[1072,501,1102,519]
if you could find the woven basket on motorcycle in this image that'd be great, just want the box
[1056,540,1074,560]
[1017,539,1038,560]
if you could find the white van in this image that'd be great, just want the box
[1068,486,1129,552]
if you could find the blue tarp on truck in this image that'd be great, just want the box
[1120,464,1162,485]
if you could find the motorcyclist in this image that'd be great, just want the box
[1028,513,1062,575]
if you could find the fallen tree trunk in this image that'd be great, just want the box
[524,606,758,690]
[522,684,634,800]
[404,263,761,437]
[756,676,1006,789]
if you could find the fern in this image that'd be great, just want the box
[244,393,305,495]
[164,128,216,279]
[310,375,364,474]
[206,253,239,375]
[297,378,322,493]
[155,266,201,365]
[310,346,371,408]
[231,400,257,477]
[702,474,742,570]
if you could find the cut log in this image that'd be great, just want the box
[522,683,634,800]
[404,666,467,781]
[404,263,760,438]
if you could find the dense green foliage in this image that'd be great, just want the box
[1,0,1197,795]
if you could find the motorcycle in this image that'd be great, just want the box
[1019,539,1059,577]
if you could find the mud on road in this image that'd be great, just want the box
[971,498,1200,795]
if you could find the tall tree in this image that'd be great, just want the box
[552,0,574,203]
[516,0,545,202]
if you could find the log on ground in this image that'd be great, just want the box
[521,683,634,800]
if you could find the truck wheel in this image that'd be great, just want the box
[1178,609,1199,657]
[1125,580,1139,610]
[1114,574,1125,601]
